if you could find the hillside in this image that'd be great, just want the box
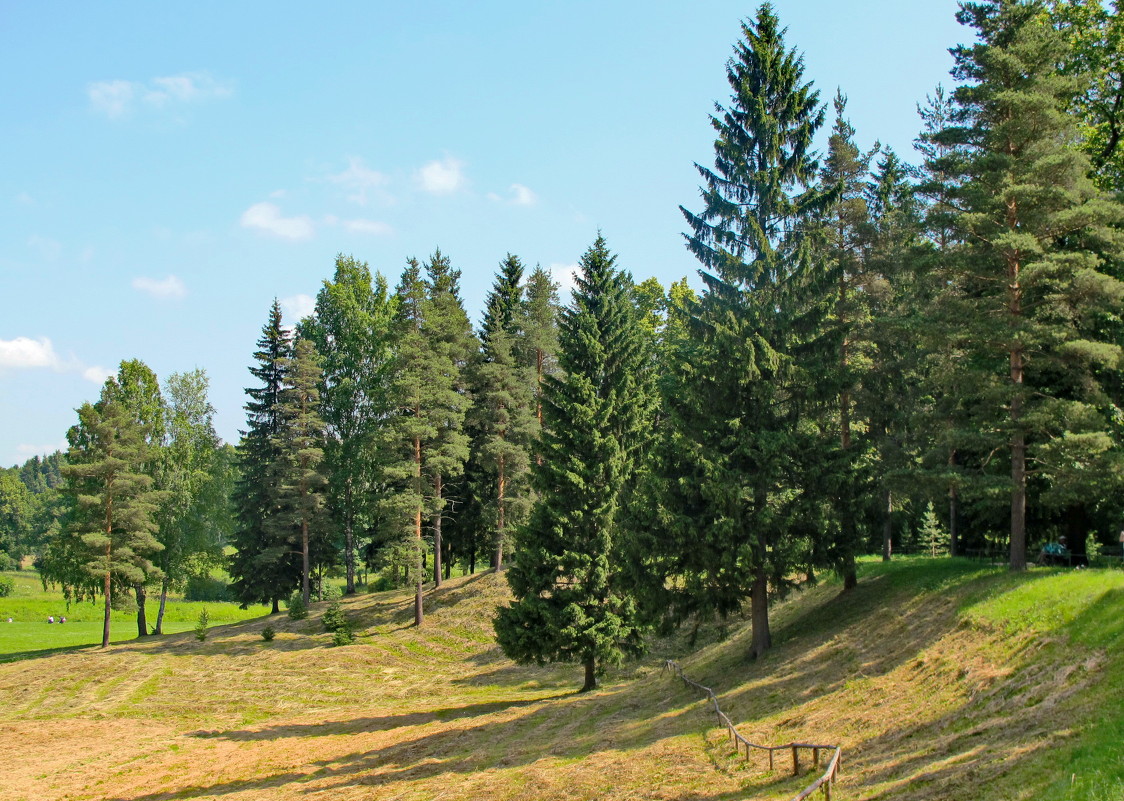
[0,559,1121,801]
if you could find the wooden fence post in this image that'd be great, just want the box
[792,745,799,776]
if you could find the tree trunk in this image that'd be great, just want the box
[301,515,311,605]
[882,488,893,562]
[1007,201,1027,572]
[749,564,771,660]
[581,656,597,692]
[135,583,148,637]
[841,550,857,591]
[414,434,424,627]
[433,474,443,588]
[154,575,169,635]
[494,454,506,570]
[271,597,279,614]
[102,564,112,648]
[344,481,356,595]
[1066,504,1089,567]
[948,449,959,557]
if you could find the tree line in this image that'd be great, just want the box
[4,1,1121,683]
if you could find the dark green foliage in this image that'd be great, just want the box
[331,625,355,646]
[261,625,276,641]
[287,591,308,620]
[495,235,656,692]
[0,576,13,597]
[183,574,233,602]
[230,300,298,612]
[194,608,209,641]
[670,2,833,660]
[322,600,347,632]
[938,0,1124,569]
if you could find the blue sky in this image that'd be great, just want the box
[1,0,964,466]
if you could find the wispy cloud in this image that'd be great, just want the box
[88,72,233,118]
[132,274,187,299]
[240,202,314,240]
[548,262,580,300]
[417,156,466,195]
[489,183,538,206]
[0,336,108,384]
[281,294,316,324]
[327,157,390,206]
[27,235,61,260]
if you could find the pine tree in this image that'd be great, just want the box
[300,255,398,594]
[230,300,297,612]
[517,265,562,431]
[270,337,329,606]
[673,3,833,660]
[495,235,655,692]
[941,0,1124,570]
[57,400,163,648]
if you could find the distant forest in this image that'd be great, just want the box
[3,1,1122,681]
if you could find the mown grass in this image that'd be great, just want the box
[0,557,1120,800]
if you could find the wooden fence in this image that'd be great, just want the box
[664,660,841,801]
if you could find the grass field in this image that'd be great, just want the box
[0,558,1121,800]
[0,570,270,661]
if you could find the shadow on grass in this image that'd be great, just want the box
[0,641,98,664]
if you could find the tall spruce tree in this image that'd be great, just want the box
[270,337,329,606]
[230,300,296,612]
[495,235,655,692]
[517,265,562,431]
[301,255,398,594]
[673,3,832,659]
[941,0,1124,569]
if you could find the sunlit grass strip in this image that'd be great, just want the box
[664,659,841,800]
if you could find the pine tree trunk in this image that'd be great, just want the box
[581,656,597,692]
[841,549,857,591]
[882,488,893,562]
[494,454,506,570]
[1066,504,1089,567]
[134,583,148,637]
[749,564,771,660]
[1007,203,1027,572]
[433,474,443,588]
[302,515,311,606]
[154,576,169,635]
[102,522,112,648]
[414,434,424,627]
[344,480,356,595]
[948,450,959,557]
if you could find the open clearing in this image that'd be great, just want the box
[1,559,1121,801]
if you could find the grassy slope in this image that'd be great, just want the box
[0,558,1120,800]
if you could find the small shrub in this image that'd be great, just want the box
[0,552,16,572]
[0,575,13,598]
[184,575,233,602]
[287,592,308,621]
[369,575,396,593]
[322,601,347,632]
[194,609,209,642]
[261,625,275,642]
[331,626,355,646]
[318,581,342,602]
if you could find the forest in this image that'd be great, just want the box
[2,0,1123,690]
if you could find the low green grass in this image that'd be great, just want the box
[0,570,269,659]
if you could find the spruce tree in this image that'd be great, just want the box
[941,0,1124,570]
[270,337,329,606]
[674,3,832,660]
[230,300,297,612]
[495,235,655,692]
[517,265,562,431]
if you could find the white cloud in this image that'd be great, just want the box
[15,192,36,206]
[328,156,390,206]
[510,183,536,206]
[342,218,393,236]
[0,337,61,369]
[82,366,114,384]
[89,72,232,118]
[281,294,316,323]
[417,156,466,195]
[240,202,315,240]
[132,274,187,299]
[548,262,580,300]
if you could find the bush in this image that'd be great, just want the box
[319,582,342,602]
[287,592,308,621]
[322,601,347,632]
[0,575,13,598]
[261,625,275,642]
[0,552,16,572]
[331,626,355,646]
[194,609,209,642]
[184,575,233,602]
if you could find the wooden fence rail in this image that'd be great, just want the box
[664,660,841,801]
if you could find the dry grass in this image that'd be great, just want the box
[0,560,1120,800]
